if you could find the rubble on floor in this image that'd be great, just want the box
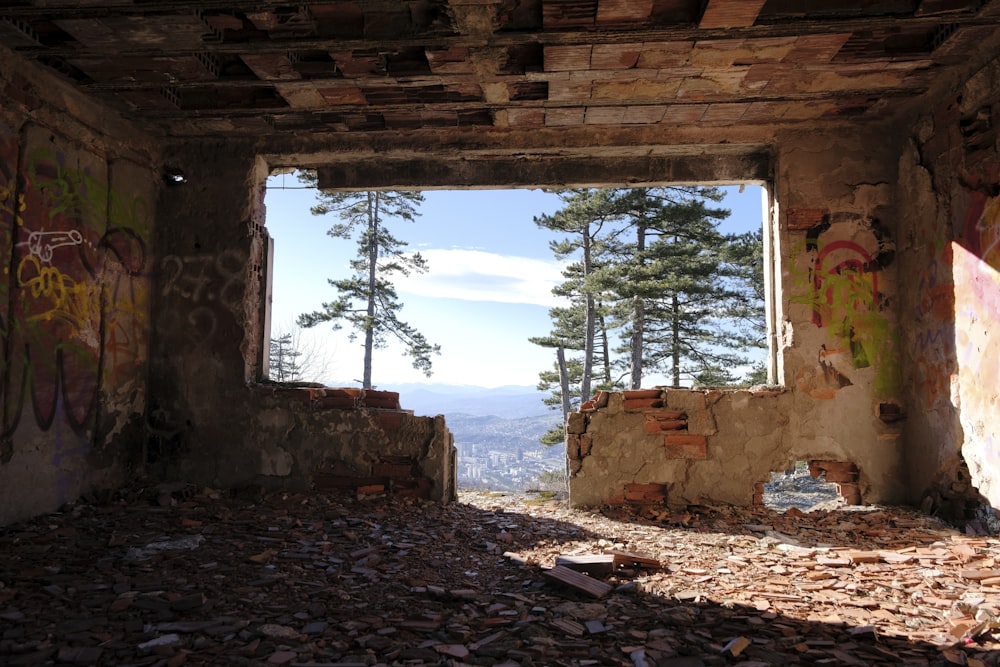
[1,486,999,666]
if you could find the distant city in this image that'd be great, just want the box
[391,383,567,492]
[448,414,566,491]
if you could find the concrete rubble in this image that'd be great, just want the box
[1,486,999,666]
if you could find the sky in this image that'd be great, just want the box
[263,176,766,390]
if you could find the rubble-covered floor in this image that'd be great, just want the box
[1,486,999,667]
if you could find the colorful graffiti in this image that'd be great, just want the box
[792,215,898,398]
[0,135,150,442]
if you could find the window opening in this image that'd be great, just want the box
[262,173,773,493]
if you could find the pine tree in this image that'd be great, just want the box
[269,332,303,382]
[296,172,440,388]
[534,189,624,402]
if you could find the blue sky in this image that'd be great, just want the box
[263,177,765,389]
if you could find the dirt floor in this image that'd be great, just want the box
[1,484,999,666]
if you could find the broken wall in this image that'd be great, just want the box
[0,53,158,524]
[569,126,908,508]
[899,53,1000,516]
[147,147,457,501]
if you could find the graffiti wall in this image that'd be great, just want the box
[0,121,154,523]
[790,213,899,400]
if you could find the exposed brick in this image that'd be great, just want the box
[624,397,664,411]
[570,459,583,476]
[823,469,858,483]
[837,482,862,503]
[579,434,593,458]
[664,434,708,459]
[809,460,858,478]
[644,415,687,433]
[593,391,610,409]
[787,207,828,231]
[623,389,663,399]
[362,390,400,409]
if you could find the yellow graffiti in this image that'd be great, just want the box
[16,254,101,340]
[0,182,25,226]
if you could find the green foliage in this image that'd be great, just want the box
[532,186,767,406]
[296,172,439,388]
[269,332,302,382]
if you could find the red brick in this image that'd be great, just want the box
[823,469,858,483]
[593,391,610,408]
[837,482,862,503]
[624,398,663,411]
[362,391,401,409]
[664,434,707,459]
[644,415,687,433]
[787,208,827,231]
[623,389,663,399]
[567,412,587,435]
[579,434,592,458]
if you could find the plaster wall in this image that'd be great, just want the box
[0,54,158,524]
[898,53,1000,515]
[569,127,908,507]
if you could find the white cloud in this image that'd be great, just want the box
[393,249,567,307]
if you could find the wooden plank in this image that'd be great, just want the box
[542,565,612,598]
[607,550,662,569]
[555,554,616,577]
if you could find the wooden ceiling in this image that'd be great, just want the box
[2,0,999,147]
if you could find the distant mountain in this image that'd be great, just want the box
[385,383,550,419]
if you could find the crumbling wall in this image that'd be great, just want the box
[251,386,457,503]
[569,127,909,508]
[568,388,883,508]
[147,147,457,500]
[898,53,1000,515]
[0,55,158,524]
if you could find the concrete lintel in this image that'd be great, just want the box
[316,151,772,190]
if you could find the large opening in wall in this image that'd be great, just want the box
[262,172,775,493]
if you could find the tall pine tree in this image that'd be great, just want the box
[296,172,440,388]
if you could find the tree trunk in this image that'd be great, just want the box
[630,298,644,389]
[556,346,571,420]
[363,191,378,389]
[598,311,612,387]
[630,223,646,389]
[581,230,594,402]
[671,292,681,388]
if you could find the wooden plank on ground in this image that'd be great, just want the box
[542,565,613,598]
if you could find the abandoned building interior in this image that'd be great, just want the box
[3,0,1000,663]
